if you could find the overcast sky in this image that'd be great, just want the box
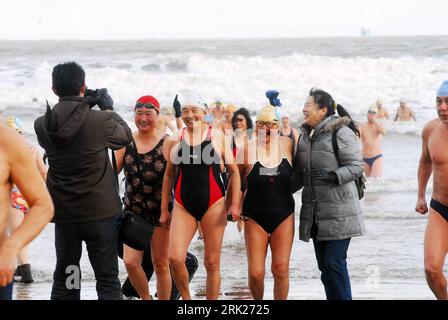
[0,0,446,39]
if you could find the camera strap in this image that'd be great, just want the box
[111,149,119,193]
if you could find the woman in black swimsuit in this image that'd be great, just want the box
[238,105,295,300]
[161,101,241,300]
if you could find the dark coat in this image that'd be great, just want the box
[34,96,132,224]
[292,115,366,242]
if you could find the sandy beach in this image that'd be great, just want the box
[11,190,442,300]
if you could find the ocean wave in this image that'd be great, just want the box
[365,178,427,193]
[0,53,444,127]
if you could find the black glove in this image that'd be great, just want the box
[173,94,181,118]
[84,88,114,111]
[97,88,114,111]
[309,169,338,184]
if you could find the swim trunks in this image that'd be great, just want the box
[430,198,448,222]
[363,154,383,167]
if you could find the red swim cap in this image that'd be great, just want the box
[135,95,160,113]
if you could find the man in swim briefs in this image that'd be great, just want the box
[394,100,416,122]
[359,107,386,178]
[415,80,448,300]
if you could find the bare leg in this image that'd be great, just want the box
[123,245,151,300]
[363,162,372,178]
[168,203,197,300]
[269,214,294,300]
[370,156,384,179]
[244,219,269,300]
[150,226,171,300]
[200,199,227,300]
[424,209,448,300]
[9,208,28,265]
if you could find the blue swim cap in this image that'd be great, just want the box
[437,80,448,97]
[265,90,282,107]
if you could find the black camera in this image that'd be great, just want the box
[84,88,114,110]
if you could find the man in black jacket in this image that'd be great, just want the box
[34,62,132,300]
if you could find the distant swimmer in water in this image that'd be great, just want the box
[373,99,389,120]
[394,99,416,122]
[359,107,387,178]
[220,104,236,133]
[266,90,299,146]
[280,114,299,146]
[415,80,448,300]
[210,101,225,128]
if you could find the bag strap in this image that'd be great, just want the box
[111,149,119,193]
[331,128,341,165]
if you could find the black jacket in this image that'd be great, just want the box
[34,96,132,224]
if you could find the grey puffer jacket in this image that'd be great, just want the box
[292,115,366,242]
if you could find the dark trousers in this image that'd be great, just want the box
[0,282,13,300]
[51,217,122,300]
[313,237,352,300]
[120,246,198,300]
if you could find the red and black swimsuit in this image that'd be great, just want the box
[174,127,225,221]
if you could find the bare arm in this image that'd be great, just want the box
[114,147,126,174]
[31,147,48,181]
[218,130,241,221]
[292,128,300,147]
[280,136,294,163]
[0,130,54,285]
[160,138,177,228]
[373,120,387,135]
[416,123,433,214]
[236,139,249,180]
[175,117,183,130]
[394,111,399,122]
[235,139,250,213]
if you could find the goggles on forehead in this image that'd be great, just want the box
[135,102,159,113]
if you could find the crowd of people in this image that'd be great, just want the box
[0,61,447,301]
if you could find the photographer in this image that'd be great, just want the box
[34,62,132,300]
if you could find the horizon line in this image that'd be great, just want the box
[0,34,447,42]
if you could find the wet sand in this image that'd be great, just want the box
[11,191,444,300]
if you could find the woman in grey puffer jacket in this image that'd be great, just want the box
[291,88,365,300]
